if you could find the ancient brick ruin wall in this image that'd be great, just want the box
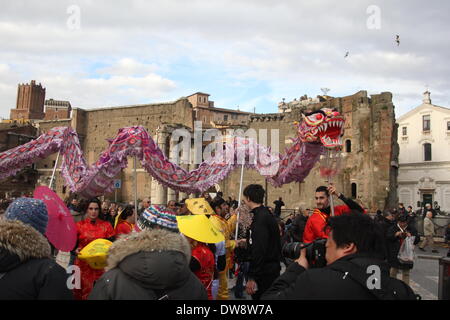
[43,107,71,121]
[220,91,398,212]
[28,91,397,210]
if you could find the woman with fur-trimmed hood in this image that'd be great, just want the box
[89,206,207,300]
[0,198,73,300]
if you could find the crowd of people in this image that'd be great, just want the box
[0,183,449,300]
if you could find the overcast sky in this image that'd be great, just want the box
[0,0,448,120]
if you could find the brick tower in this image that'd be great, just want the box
[44,99,72,120]
[10,80,46,120]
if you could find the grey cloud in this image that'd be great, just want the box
[0,0,448,118]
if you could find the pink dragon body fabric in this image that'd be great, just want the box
[0,108,345,198]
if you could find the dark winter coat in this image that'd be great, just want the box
[288,215,307,242]
[375,217,395,260]
[386,223,420,270]
[273,200,285,217]
[89,228,207,300]
[376,217,395,237]
[262,253,418,300]
[0,220,73,300]
[247,206,282,282]
[406,212,417,230]
[446,226,450,242]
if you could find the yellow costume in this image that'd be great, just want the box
[209,213,237,300]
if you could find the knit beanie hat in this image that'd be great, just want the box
[5,198,49,235]
[136,205,178,232]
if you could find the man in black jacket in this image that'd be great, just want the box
[273,197,285,218]
[243,184,281,300]
[262,212,418,300]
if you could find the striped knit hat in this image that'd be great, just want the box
[136,205,178,232]
[5,197,49,235]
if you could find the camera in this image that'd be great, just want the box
[282,238,327,268]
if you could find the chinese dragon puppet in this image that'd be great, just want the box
[0,108,345,198]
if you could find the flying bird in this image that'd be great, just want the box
[344,51,349,58]
[396,35,400,46]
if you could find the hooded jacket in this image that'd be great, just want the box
[261,253,418,300]
[89,229,207,300]
[0,220,73,300]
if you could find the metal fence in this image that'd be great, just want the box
[279,208,301,220]
[414,215,450,237]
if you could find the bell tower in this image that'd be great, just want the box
[10,80,46,120]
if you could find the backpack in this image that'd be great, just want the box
[329,260,421,300]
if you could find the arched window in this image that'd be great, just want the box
[424,143,432,161]
[351,183,357,199]
[345,140,351,153]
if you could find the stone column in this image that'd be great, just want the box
[151,130,168,206]
[167,133,178,202]
[179,141,192,200]
[188,141,198,199]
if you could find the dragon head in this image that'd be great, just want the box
[297,108,345,149]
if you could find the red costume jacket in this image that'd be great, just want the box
[302,205,350,243]
[74,218,115,300]
[191,243,215,300]
[115,220,133,236]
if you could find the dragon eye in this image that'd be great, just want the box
[304,111,325,126]
[332,111,339,117]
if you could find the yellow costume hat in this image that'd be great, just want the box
[176,215,224,244]
[78,239,113,270]
[185,198,215,215]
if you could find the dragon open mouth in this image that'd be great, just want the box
[317,118,345,148]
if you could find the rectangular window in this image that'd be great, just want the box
[402,127,407,136]
[224,115,228,121]
[424,143,432,161]
[423,115,430,131]
[447,121,450,131]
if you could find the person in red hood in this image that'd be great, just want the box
[303,184,364,244]
[189,238,215,300]
[115,205,135,236]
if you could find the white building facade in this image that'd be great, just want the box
[397,91,450,212]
